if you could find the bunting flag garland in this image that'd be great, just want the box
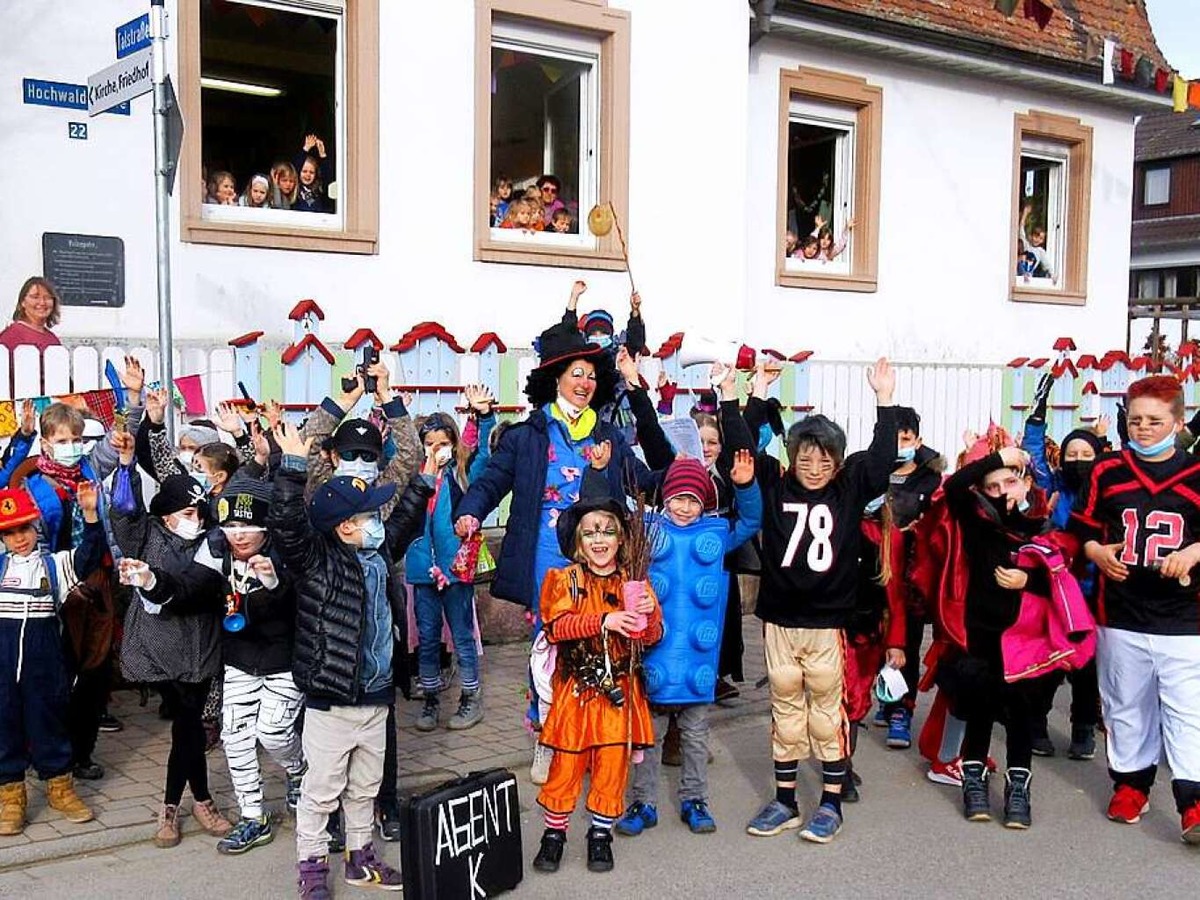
[1175,75,1190,113]
[173,375,207,416]
[1134,57,1155,88]
[1023,0,1053,31]
[0,389,121,439]
[1191,82,1200,110]
[1155,69,1169,94]
[1120,49,1135,80]
[994,0,1019,17]
[0,402,17,439]
[1102,39,1115,86]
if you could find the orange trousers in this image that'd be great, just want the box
[537,744,630,819]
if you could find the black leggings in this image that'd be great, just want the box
[159,680,212,807]
[1032,660,1100,729]
[959,631,1048,771]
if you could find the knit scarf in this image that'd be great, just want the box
[35,455,84,494]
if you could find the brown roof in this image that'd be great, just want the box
[1132,214,1200,252]
[1136,109,1200,162]
[782,0,1168,72]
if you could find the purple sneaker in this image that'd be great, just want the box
[297,856,331,900]
[344,842,403,891]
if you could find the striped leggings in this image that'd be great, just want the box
[220,666,306,819]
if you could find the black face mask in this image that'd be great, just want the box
[1060,460,1094,494]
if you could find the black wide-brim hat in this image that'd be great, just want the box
[555,496,629,559]
[533,320,606,372]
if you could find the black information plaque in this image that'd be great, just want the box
[41,232,125,308]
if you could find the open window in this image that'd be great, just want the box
[1010,112,1092,304]
[475,0,630,270]
[179,0,380,254]
[776,68,881,292]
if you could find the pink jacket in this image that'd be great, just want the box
[1001,541,1096,683]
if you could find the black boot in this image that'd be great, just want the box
[842,767,860,803]
[1030,717,1056,757]
[1067,725,1096,761]
[586,827,614,873]
[961,761,991,822]
[376,797,402,842]
[532,828,566,873]
[1003,768,1032,829]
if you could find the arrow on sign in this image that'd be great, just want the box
[87,47,151,116]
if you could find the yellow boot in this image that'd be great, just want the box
[0,781,27,835]
[45,774,93,824]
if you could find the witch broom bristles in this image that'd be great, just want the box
[620,491,660,758]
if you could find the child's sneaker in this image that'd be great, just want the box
[298,855,331,900]
[217,815,274,855]
[415,694,440,733]
[532,828,566,873]
[961,761,991,822]
[45,774,93,824]
[926,758,964,787]
[886,708,912,749]
[448,690,484,730]
[1067,725,1096,761]
[1181,801,1200,844]
[0,782,27,836]
[1107,785,1150,824]
[585,826,614,872]
[872,706,888,728]
[344,842,403,891]
[615,802,658,836]
[746,799,801,837]
[193,798,233,837]
[798,804,842,844]
[680,799,716,834]
[1003,768,1032,830]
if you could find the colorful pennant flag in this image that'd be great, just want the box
[1120,48,1135,79]
[994,0,1019,16]
[1023,0,1053,31]
[1102,39,1115,86]
[174,375,207,416]
[1175,75,1189,112]
[1190,81,1200,110]
[0,402,17,439]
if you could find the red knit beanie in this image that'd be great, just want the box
[662,458,716,511]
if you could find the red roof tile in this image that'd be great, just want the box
[654,333,685,359]
[344,328,384,351]
[470,333,508,354]
[785,0,1168,72]
[288,299,324,321]
[228,331,264,348]
[281,334,335,366]
[391,322,466,354]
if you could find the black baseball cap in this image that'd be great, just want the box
[308,475,395,533]
[331,418,383,457]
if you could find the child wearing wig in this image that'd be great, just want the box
[532,459,663,876]
[408,410,485,732]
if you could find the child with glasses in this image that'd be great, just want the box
[744,359,898,845]
[408,405,488,732]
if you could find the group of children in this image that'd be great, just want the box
[784,214,854,263]
[4,289,1200,892]
[490,174,577,234]
[204,134,333,213]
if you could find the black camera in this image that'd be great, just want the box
[578,662,624,708]
[342,345,379,394]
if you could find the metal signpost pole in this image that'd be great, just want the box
[150,0,175,445]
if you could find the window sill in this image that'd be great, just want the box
[1009,285,1086,305]
[776,269,877,293]
[475,239,628,271]
[182,217,378,255]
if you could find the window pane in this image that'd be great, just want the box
[1144,167,1170,206]
[1017,154,1064,283]
[200,0,339,218]
[490,46,592,236]
[785,120,851,267]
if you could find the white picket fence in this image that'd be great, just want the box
[808,360,1005,465]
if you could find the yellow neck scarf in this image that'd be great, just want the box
[550,400,597,442]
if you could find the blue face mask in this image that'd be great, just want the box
[1017,497,1031,513]
[337,459,379,482]
[359,516,385,550]
[896,445,917,463]
[586,333,613,350]
[1127,432,1176,459]
[191,471,211,492]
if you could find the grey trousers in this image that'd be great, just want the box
[630,704,710,805]
[295,704,387,860]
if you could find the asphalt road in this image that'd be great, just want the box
[3,700,1197,899]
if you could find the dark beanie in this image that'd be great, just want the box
[216,474,272,528]
[149,474,208,517]
[1061,428,1104,457]
[662,458,717,511]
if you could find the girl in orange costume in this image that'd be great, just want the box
[532,493,662,876]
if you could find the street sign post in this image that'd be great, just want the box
[149,0,175,444]
[87,47,151,117]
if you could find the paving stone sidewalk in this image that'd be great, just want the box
[0,622,768,871]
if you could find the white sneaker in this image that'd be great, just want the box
[530,743,553,785]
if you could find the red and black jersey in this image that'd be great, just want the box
[754,406,899,630]
[1070,449,1200,635]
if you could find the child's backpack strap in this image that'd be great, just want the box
[42,552,59,601]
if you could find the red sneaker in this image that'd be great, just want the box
[1182,802,1200,844]
[926,758,964,787]
[1107,785,1150,824]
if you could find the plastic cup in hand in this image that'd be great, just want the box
[622,581,648,638]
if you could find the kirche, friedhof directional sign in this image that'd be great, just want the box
[87,46,151,117]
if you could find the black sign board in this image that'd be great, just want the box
[41,232,125,308]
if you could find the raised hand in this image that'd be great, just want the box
[76,481,99,518]
[122,355,145,400]
[110,430,135,466]
[730,448,755,486]
[615,347,640,387]
[338,373,365,411]
[715,362,737,401]
[590,440,613,471]
[248,554,278,583]
[368,361,391,405]
[998,446,1030,471]
[214,401,245,436]
[568,280,587,310]
[250,421,270,465]
[18,399,35,437]
[464,384,495,416]
[264,399,283,430]
[630,291,641,317]
[866,358,895,405]
[145,387,168,425]
[273,421,312,459]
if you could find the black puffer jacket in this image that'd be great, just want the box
[270,465,432,704]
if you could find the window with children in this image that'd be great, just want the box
[488,19,598,249]
[180,0,380,254]
[1015,142,1068,289]
[784,97,856,277]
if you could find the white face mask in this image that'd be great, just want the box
[555,395,585,422]
[434,445,453,467]
[169,516,203,541]
[336,459,379,482]
[177,450,195,468]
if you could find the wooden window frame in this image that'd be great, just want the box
[474,0,631,271]
[1010,111,1092,305]
[177,0,380,255]
[775,67,882,293]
